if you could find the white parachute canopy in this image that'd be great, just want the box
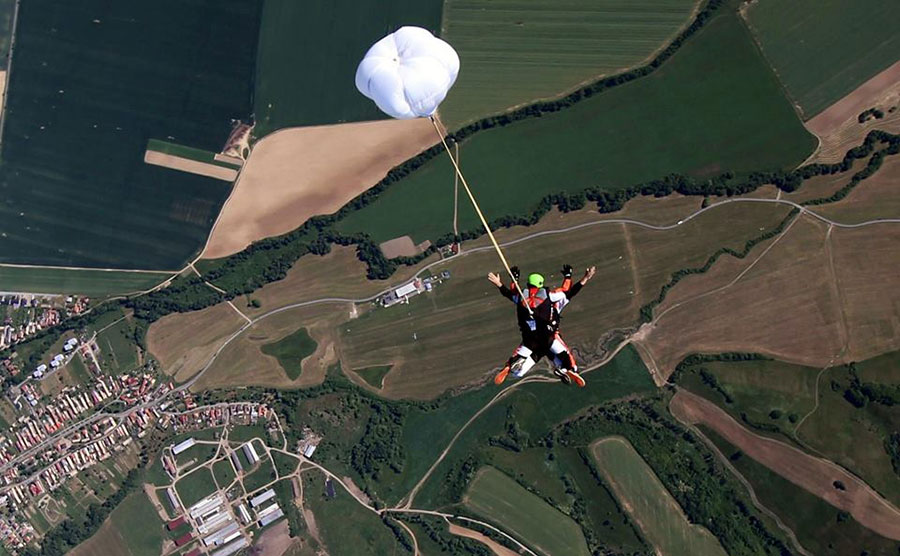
[355,26,459,119]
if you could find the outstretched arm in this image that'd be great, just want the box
[488,272,518,302]
[550,266,596,301]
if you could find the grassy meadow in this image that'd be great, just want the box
[354,365,392,389]
[486,446,649,554]
[677,353,900,507]
[744,0,900,118]
[464,466,590,556]
[260,327,317,380]
[0,0,261,269]
[252,0,443,135]
[704,428,900,556]
[0,266,170,297]
[439,0,699,127]
[336,9,815,244]
[592,437,727,556]
[71,492,165,556]
[175,467,218,508]
[302,470,402,554]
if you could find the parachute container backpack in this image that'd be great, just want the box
[355,26,459,119]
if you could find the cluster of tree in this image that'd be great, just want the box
[551,396,793,556]
[885,433,900,479]
[699,368,735,403]
[487,407,529,452]
[394,514,492,556]
[350,401,407,481]
[858,107,885,123]
[381,516,415,553]
[639,209,799,322]
[842,362,900,409]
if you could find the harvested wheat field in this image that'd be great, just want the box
[143,150,238,181]
[190,303,346,392]
[241,246,434,319]
[813,155,900,223]
[638,214,846,378]
[829,224,900,360]
[146,303,246,382]
[670,389,900,540]
[805,61,900,164]
[202,118,437,258]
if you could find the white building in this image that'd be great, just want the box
[172,437,196,455]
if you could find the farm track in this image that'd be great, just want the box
[670,389,900,541]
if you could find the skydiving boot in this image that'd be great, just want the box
[566,370,586,388]
[494,364,511,385]
[553,367,571,385]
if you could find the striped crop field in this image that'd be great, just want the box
[744,0,900,119]
[439,0,699,127]
[592,437,728,556]
[464,466,590,556]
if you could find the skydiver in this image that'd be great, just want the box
[487,264,596,386]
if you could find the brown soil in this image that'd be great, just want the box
[143,150,238,181]
[146,303,245,381]
[379,236,432,259]
[670,389,900,540]
[805,61,900,164]
[254,520,294,556]
[202,118,437,259]
[639,215,846,378]
[813,155,900,223]
[447,523,519,556]
[190,303,347,392]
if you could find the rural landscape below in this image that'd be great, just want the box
[0,0,898,555]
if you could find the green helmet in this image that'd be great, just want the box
[527,273,544,288]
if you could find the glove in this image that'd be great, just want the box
[510,266,520,280]
[561,264,573,278]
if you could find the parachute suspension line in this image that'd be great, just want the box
[429,115,533,316]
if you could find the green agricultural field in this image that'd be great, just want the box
[260,327,317,380]
[175,467,218,508]
[0,0,262,269]
[676,358,819,437]
[703,428,900,556]
[744,0,900,118]
[174,443,219,472]
[67,356,93,385]
[677,354,900,507]
[336,9,815,244]
[464,466,590,556]
[354,365,392,389]
[487,447,648,554]
[593,437,727,556]
[302,470,403,554]
[96,317,139,374]
[253,0,443,135]
[0,0,14,63]
[106,492,165,556]
[145,139,241,169]
[440,0,699,127]
[0,266,171,297]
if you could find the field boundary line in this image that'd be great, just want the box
[672,406,813,556]
[0,0,21,150]
[0,263,177,274]
[651,210,802,325]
